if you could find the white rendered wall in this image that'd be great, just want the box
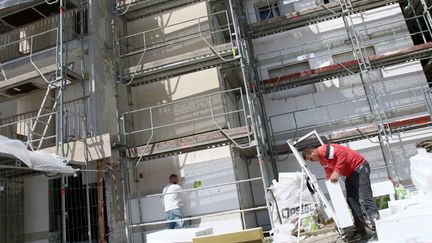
[24,175,49,243]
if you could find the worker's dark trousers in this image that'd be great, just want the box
[345,161,380,233]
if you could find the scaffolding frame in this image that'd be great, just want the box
[250,0,432,182]
[112,0,276,240]
[0,1,94,242]
[116,10,237,85]
[110,0,432,241]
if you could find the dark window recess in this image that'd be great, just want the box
[50,175,107,242]
[258,3,281,21]
[2,8,44,27]
[5,82,39,95]
[74,9,88,36]
[324,0,330,3]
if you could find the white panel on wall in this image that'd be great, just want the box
[182,157,239,216]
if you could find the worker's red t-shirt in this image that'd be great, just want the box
[317,144,365,179]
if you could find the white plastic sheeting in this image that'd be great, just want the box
[0,135,76,175]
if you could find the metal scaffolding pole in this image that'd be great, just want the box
[228,0,274,228]
[57,0,68,242]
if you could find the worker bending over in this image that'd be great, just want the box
[302,144,379,241]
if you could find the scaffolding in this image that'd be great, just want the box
[0,0,98,242]
[2,0,432,242]
[112,0,275,240]
[252,0,432,181]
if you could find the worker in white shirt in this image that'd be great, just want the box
[162,174,185,229]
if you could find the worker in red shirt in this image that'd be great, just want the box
[302,144,379,241]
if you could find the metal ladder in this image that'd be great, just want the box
[340,0,398,179]
[28,81,61,150]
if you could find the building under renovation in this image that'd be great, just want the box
[0,0,432,242]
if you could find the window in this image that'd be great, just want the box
[256,2,281,21]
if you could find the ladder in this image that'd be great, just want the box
[28,82,61,150]
[340,0,397,178]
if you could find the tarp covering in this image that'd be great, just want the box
[0,135,76,175]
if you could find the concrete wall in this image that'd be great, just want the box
[0,99,17,118]
[24,175,49,243]
[124,68,225,145]
[87,0,118,138]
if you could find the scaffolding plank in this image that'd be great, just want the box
[127,126,250,160]
[261,42,432,93]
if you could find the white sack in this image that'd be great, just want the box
[269,172,316,226]
[0,135,75,175]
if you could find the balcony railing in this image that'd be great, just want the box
[117,11,235,82]
[0,96,90,149]
[0,8,87,83]
[0,8,86,63]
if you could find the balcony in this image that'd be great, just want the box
[0,7,87,102]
